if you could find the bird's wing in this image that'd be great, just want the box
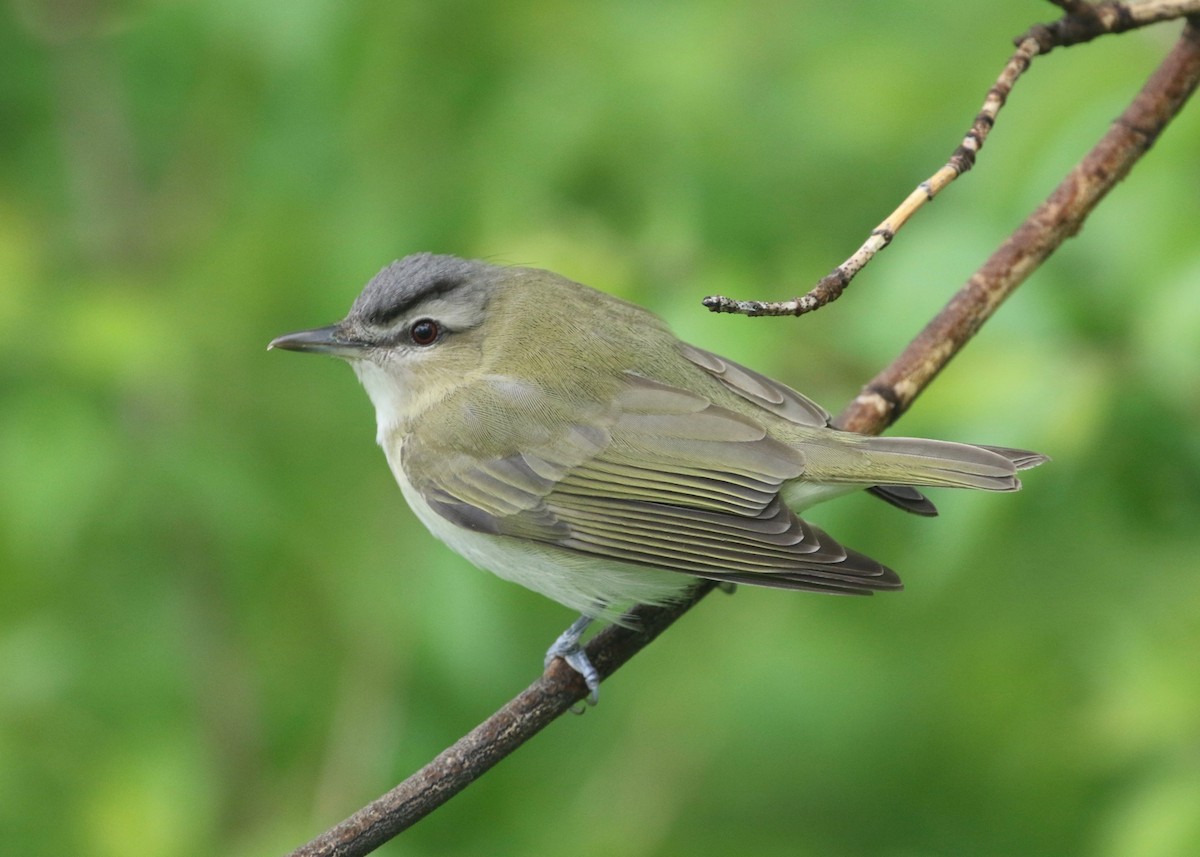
[681,343,939,517]
[405,373,900,594]
[677,343,832,427]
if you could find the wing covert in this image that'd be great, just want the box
[405,372,900,593]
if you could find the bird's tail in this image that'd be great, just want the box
[811,436,1048,492]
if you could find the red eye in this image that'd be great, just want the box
[409,319,440,346]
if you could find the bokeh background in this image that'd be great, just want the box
[3,2,1199,855]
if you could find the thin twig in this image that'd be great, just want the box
[285,16,1200,857]
[702,0,1200,317]
[1031,0,1200,45]
[838,16,1200,433]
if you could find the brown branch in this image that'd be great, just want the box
[1029,0,1200,49]
[285,17,1200,857]
[287,582,719,857]
[839,16,1200,433]
[702,0,1200,318]
[1046,0,1093,16]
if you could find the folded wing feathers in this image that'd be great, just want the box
[554,502,900,592]
[677,343,832,427]
[415,372,909,593]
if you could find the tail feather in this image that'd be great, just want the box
[848,437,1048,492]
[976,444,1051,471]
[866,484,939,517]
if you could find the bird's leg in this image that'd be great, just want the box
[544,614,599,705]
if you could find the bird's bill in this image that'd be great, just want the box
[268,325,366,358]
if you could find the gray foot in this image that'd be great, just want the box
[544,615,600,705]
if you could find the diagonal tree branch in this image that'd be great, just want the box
[701,0,1200,318]
[285,16,1200,857]
[838,15,1200,433]
[287,581,720,857]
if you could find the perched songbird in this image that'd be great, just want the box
[271,254,1045,701]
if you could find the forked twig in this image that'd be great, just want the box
[838,15,1200,431]
[702,0,1200,318]
[286,15,1200,857]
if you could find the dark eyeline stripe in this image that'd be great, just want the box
[362,277,463,326]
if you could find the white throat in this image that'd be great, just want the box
[351,360,414,446]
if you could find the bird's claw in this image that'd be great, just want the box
[544,615,600,708]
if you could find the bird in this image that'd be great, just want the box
[270,253,1046,702]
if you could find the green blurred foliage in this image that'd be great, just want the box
[2,1,1199,855]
